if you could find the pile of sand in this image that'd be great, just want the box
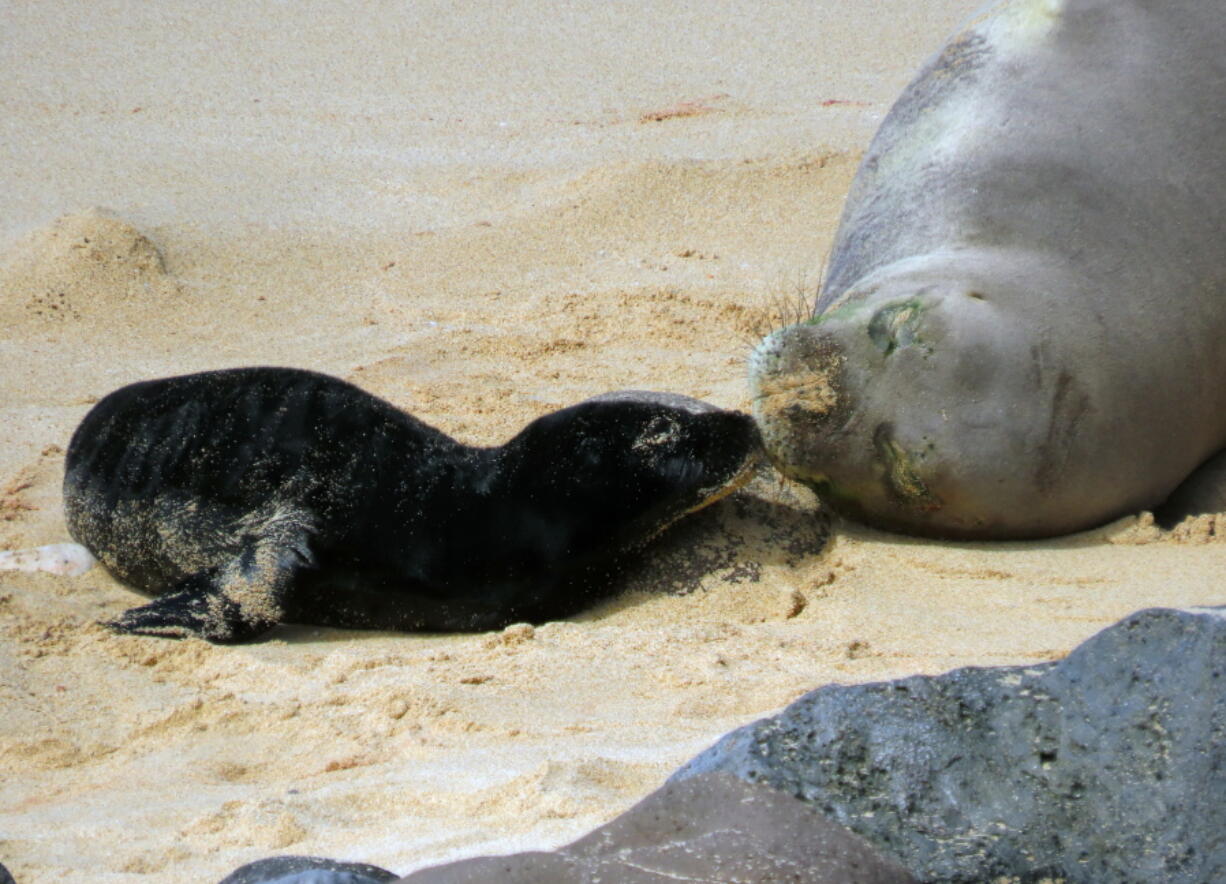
[0,209,182,330]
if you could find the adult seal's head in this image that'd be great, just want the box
[751,0,1226,539]
[63,367,761,643]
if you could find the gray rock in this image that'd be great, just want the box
[398,771,916,883]
[218,855,398,884]
[673,605,1226,883]
[0,861,13,884]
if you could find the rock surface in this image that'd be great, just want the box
[398,771,916,883]
[673,605,1226,883]
[218,855,398,884]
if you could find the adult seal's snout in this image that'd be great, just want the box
[750,321,850,483]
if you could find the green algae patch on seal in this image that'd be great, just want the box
[61,367,761,643]
[750,0,1226,539]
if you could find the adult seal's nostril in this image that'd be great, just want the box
[62,368,761,643]
[749,0,1226,540]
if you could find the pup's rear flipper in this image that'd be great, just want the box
[106,517,314,643]
[0,542,96,576]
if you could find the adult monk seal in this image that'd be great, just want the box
[62,367,760,643]
[750,0,1226,539]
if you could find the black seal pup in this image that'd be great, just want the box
[750,0,1226,538]
[61,367,761,643]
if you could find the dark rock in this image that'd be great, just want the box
[673,605,1226,883]
[218,855,398,884]
[398,771,916,883]
[0,861,13,884]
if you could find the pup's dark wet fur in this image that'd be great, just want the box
[65,367,760,643]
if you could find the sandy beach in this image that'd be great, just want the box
[2,1,1224,880]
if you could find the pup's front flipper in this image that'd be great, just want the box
[107,571,259,642]
[106,510,315,643]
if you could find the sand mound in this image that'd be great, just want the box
[0,209,184,330]
[1099,511,1226,545]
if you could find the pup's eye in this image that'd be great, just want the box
[633,415,680,452]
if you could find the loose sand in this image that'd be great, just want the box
[2,1,1223,881]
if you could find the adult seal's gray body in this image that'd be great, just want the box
[750,0,1226,538]
[64,367,760,643]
